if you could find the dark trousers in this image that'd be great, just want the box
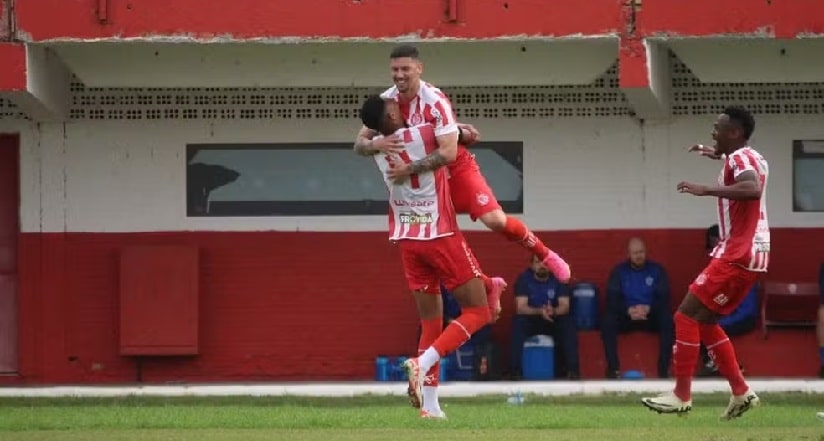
[699,316,757,364]
[600,306,674,378]
[509,314,580,378]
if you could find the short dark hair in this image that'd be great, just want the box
[390,44,419,59]
[723,106,755,140]
[360,95,386,132]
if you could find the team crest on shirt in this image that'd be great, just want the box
[430,107,441,123]
[645,276,654,287]
[476,192,490,206]
[409,113,423,125]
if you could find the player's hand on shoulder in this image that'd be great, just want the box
[677,181,708,196]
[688,144,722,160]
[373,134,404,154]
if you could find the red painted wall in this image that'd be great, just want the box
[12,0,824,42]
[0,44,26,91]
[13,228,824,384]
[13,0,623,42]
[636,0,824,39]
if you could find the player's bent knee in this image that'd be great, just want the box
[451,277,488,308]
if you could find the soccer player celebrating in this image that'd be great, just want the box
[361,94,496,419]
[642,107,768,420]
[353,44,571,283]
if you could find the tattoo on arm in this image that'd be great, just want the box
[408,151,448,174]
[353,138,377,156]
[353,129,380,156]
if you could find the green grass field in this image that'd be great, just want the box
[1,393,822,441]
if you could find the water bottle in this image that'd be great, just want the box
[506,391,525,405]
[375,356,389,382]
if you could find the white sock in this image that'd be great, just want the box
[422,386,441,413]
[419,347,440,372]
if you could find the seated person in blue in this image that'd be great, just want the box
[600,237,674,379]
[697,224,758,377]
[509,254,580,379]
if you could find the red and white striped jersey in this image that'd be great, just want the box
[380,81,474,171]
[710,146,770,272]
[381,82,458,137]
[373,124,459,241]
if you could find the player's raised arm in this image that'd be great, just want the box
[688,144,722,160]
[353,125,404,156]
[353,125,378,156]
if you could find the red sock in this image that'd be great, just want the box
[700,323,748,396]
[501,216,550,260]
[673,311,700,402]
[432,306,491,357]
[419,318,443,387]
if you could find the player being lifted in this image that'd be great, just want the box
[353,45,571,283]
[361,94,496,419]
[642,107,768,420]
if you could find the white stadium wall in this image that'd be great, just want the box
[6,114,824,234]
[4,50,824,234]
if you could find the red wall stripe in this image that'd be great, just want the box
[12,228,824,383]
[0,44,26,91]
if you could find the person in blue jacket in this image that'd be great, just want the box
[696,224,758,377]
[600,237,674,379]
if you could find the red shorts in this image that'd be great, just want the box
[398,233,484,295]
[448,166,502,221]
[689,258,760,315]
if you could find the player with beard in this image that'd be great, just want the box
[353,45,570,284]
[361,94,498,419]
